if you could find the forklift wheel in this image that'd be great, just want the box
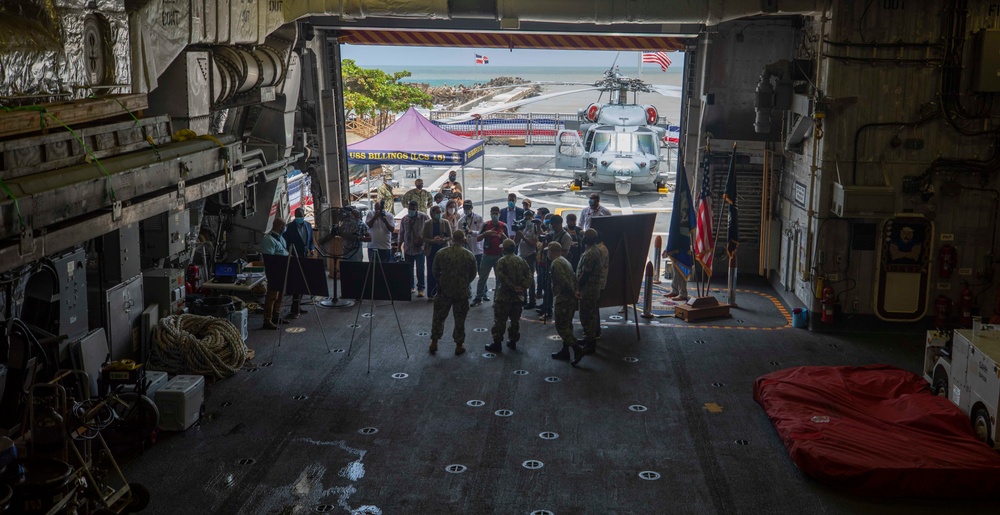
[973,407,994,448]
[127,482,151,513]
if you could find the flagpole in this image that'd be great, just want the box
[728,253,738,306]
[638,52,642,80]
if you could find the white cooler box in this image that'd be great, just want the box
[155,375,205,431]
[122,369,169,397]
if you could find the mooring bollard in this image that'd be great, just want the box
[642,261,655,319]
[652,236,662,284]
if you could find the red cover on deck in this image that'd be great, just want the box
[754,365,1000,498]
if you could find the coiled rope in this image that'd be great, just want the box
[149,314,247,379]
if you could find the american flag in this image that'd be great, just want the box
[475,54,489,64]
[642,51,673,72]
[693,147,715,276]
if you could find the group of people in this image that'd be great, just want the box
[259,170,621,367]
[384,174,615,366]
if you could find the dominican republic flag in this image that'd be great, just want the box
[723,143,739,259]
[475,54,489,64]
[642,51,673,71]
[693,145,715,276]
[665,156,696,280]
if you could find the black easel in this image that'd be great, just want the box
[265,249,333,362]
[348,251,409,373]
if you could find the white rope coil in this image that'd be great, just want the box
[149,314,248,379]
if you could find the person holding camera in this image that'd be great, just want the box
[499,193,525,238]
[471,206,507,306]
[366,200,395,263]
[514,209,540,308]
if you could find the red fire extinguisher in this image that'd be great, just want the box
[821,286,836,324]
[934,295,952,328]
[939,245,957,279]
[959,285,975,327]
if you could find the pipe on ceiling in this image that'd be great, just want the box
[285,0,824,25]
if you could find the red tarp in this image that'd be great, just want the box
[754,365,1000,498]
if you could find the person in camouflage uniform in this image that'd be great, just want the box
[375,172,396,215]
[547,242,585,366]
[402,178,434,212]
[577,229,603,354]
[486,239,533,353]
[430,230,479,355]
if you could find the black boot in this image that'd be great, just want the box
[571,344,586,366]
[485,342,503,353]
[506,340,517,351]
[583,339,597,354]
[551,345,570,360]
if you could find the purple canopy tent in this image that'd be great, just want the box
[347,107,486,206]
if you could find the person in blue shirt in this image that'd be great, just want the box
[262,217,289,329]
[282,207,316,318]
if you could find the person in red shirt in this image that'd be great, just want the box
[472,206,507,306]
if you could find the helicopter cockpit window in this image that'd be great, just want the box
[592,131,612,152]
[636,134,657,155]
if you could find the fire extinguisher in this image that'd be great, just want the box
[821,286,836,324]
[959,284,975,327]
[934,295,952,328]
[939,245,957,279]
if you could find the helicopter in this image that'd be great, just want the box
[433,67,680,195]
[555,69,674,195]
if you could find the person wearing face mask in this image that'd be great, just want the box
[399,200,431,297]
[537,214,572,321]
[471,206,508,306]
[402,178,433,212]
[282,207,317,319]
[498,193,524,238]
[457,199,484,280]
[443,200,460,230]
[366,200,395,263]
[579,192,612,231]
[261,217,290,330]
[577,228,604,354]
[439,170,463,201]
[547,242,586,366]
[376,171,397,215]
[514,209,539,308]
[564,213,583,270]
[429,230,478,356]
[433,192,447,214]
[422,205,454,299]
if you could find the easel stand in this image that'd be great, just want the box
[269,250,333,362]
[348,251,409,373]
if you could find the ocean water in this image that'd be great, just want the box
[380,65,684,121]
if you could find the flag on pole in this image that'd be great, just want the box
[641,51,673,72]
[665,157,696,279]
[693,146,715,276]
[723,143,740,258]
[475,54,489,64]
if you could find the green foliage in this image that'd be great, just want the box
[342,59,433,130]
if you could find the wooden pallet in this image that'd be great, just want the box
[674,302,732,322]
[0,94,149,139]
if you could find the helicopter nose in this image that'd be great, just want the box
[608,159,639,176]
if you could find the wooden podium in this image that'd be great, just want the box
[674,296,732,322]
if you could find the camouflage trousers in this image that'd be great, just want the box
[579,288,601,341]
[491,300,523,344]
[431,294,470,344]
[554,296,578,346]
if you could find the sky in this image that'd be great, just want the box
[340,45,684,68]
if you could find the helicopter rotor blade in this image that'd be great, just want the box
[434,87,601,124]
[649,85,683,98]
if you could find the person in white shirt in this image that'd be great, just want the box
[579,192,613,231]
[457,199,485,272]
[366,199,396,263]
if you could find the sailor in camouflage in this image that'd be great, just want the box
[486,239,532,352]
[577,229,603,353]
[429,230,479,355]
[547,242,585,366]
[595,233,610,339]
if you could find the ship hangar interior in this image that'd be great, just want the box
[3,0,1000,514]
